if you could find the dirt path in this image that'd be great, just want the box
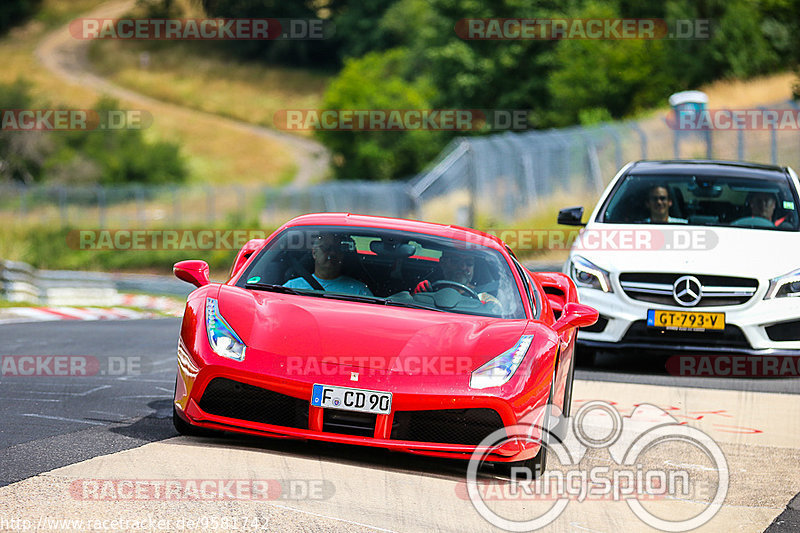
[35,0,330,186]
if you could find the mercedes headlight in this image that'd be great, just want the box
[569,255,613,292]
[764,269,800,299]
[206,298,246,361]
[470,335,533,389]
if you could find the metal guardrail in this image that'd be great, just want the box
[0,260,192,305]
[2,100,798,227]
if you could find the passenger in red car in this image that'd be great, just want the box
[284,233,373,296]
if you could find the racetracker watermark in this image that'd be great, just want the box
[465,401,729,531]
[1,355,146,377]
[0,109,152,131]
[67,229,270,251]
[273,109,529,131]
[466,228,718,251]
[667,108,800,130]
[69,18,332,40]
[667,355,800,377]
[70,479,334,501]
[286,355,474,377]
[456,18,710,40]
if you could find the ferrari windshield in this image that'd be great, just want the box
[236,225,527,319]
[600,173,799,230]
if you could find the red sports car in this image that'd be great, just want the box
[172,213,597,473]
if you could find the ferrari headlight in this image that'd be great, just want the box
[206,298,246,361]
[569,255,613,293]
[470,335,533,389]
[764,268,800,299]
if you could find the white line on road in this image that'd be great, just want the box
[0,397,60,402]
[20,414,106,426]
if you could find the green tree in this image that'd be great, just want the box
[0,0,43,35]
[547,2,672,125]
[0,79,51,184]
[317,48,444,180]
[52,97,187,185]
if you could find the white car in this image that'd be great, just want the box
[559,160,800,361]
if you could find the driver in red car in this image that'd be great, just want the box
[413,249,502,309]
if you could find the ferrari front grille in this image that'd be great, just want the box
[199,378,308,429]
[390,408,505,445]
[323,409,377,437]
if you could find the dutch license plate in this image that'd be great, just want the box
[647,309,725,331]
[311,384,392,415]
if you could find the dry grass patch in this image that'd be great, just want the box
[0,0,298,186]
[89,40,330,134]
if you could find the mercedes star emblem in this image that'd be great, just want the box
[673,275,703,307]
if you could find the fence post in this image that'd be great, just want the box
[58,186,67,226]
[206,186,215,223]
[171,186,181,225]
[20,185,28,221]
[631,122,647,159]
[134,186,145,227]
[757,106,777,164]
[97,186,106,228]
[737,128,745,161]
[465,141,476,227]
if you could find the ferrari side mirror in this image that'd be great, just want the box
[174,260,210,287]
[553,302,598,335]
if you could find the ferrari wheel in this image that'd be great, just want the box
[173,378,217,437]
[552,352,574,441]
[495,378,554,479]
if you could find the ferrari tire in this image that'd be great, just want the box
[172,378,218,437]
[552,352,575,441]
[495,378,554,479]
[172,404,219,437]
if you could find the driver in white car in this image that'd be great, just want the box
[642,185,688,224]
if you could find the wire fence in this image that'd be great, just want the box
[2,100,799,229]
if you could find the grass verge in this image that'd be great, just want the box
[0,0,298,185]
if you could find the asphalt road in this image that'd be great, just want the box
[0,318,798,531]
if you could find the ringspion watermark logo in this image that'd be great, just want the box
[667,355,800,377]
[70,18,332,40]
[70,479,334,501]
[1,355,146,377]
[0,109,152,131]
[456,18,710,40]
[667,108,800,130]
[465,401,728,531]
[273,109,529,131]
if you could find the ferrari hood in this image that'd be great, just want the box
[574,225,799,279]
[217,285,532,372]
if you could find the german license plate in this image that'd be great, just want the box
[647,310,725,331]
[311,384,392,415]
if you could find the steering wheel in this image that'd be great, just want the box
[431,280,481,300]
